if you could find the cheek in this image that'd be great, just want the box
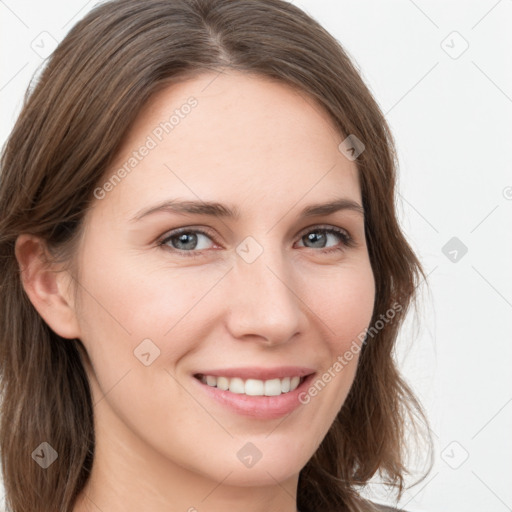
[76,236,201,333]
[308,261,375,348]
[299,262,375,402]
[74,249,226,387]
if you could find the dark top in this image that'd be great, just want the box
[298,501,407,512]
[369,502,407,512]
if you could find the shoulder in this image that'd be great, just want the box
[366,501,408,512]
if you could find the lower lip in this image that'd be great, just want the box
[192,374,316,419]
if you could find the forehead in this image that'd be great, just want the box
[94,70,361,223]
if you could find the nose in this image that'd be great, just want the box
[225,244,305,347]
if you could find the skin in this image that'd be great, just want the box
[16,70,375,512]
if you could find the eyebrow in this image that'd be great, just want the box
[130,197,364,222]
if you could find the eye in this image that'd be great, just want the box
[159,228,216,256]
[296,225,354,254]
[158,225,354,258]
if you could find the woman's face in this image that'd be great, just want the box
[71,70,375,491]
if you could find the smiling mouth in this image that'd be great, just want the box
[194,373,306,397]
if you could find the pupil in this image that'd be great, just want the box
[307,232,325,248]
[176,233,197,250]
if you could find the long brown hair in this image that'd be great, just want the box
[0,1,433,510]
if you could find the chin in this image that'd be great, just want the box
[213,441,311,487]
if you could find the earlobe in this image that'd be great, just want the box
[15,234,81,340]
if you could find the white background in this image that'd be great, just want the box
[1,1,511,511]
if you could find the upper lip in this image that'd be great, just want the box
[194,366,316,381]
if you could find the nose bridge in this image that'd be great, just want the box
[226,235,303,344]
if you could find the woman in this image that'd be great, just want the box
[0,1,432,511]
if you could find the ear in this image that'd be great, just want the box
[15,234,81,339]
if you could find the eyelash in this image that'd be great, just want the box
[157,225,355,258]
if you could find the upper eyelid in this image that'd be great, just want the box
[297,224,350,240]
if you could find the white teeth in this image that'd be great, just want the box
[199,374,304,396]
[229,377,245,394]
[264,378,282,396]
[245,379,264,396]
[217,376,229,390]
[290,376,300,390]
